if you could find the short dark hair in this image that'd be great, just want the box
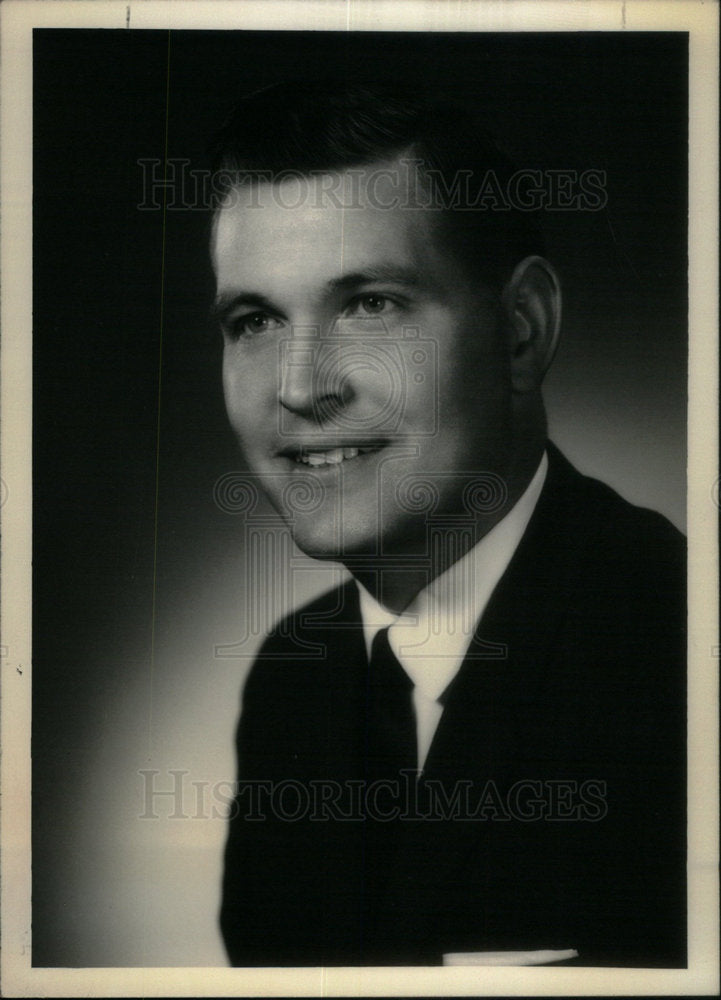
[208,80,545,292]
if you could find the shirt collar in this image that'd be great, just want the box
[356,451,548,702]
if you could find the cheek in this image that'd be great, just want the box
[436,347,509,417]
[429,306,507,394]
[222,356,240,420]
[222,352,261,438]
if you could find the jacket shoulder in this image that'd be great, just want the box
[241,579,360,700]
[545,443,685,576]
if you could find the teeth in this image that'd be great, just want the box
[294,445,367,467]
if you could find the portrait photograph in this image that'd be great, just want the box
[0,1,718,997]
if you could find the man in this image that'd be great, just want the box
[210,83,686,967]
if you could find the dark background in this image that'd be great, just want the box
[32,30,687,966]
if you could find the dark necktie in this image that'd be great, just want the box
[360,627,417,959]
[364,626,417,784]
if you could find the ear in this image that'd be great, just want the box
[502,256,562,393]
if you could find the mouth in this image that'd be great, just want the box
[278,442,387,468]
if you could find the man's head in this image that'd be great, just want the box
[209,82,561,574]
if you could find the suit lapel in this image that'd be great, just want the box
[423,444,597,776]
[373,446,608,951]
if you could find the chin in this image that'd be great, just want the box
[289,514,429,568]
[284,514,382,563]
[288,529,376,562]
[289,525,380,563]
[282,515,348,561]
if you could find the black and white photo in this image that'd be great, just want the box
[1,2,717,996]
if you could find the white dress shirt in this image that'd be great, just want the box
[356,452,548,770]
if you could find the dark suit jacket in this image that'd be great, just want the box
[221,444,686,967]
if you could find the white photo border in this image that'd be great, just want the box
[1,1,718,996]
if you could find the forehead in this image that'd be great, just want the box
[211,162,452,290]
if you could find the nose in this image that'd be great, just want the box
[279,331,354,424]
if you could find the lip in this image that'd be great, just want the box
[275,440,388,469]
[276,440,388,459]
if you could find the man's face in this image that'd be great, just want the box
[212,162,514,560]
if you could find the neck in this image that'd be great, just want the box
[348,436,546,615]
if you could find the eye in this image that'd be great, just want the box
[347,293,390,316]
[227,311,283,339]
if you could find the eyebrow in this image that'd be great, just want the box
[210,291,277,323]
[325,266,422,293]
[211,266,422,322]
